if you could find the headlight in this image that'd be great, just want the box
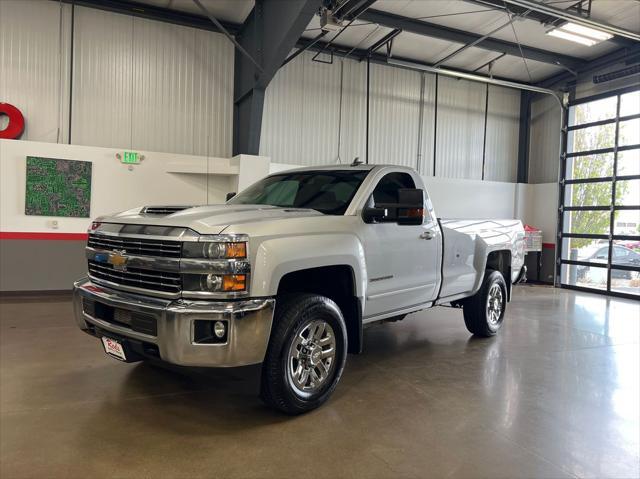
[181,235,249,297]
[182,240,247,259]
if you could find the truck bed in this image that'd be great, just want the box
[438,219,526,300]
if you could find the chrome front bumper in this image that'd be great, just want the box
[73,278,275,367]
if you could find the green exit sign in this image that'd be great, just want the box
[122,151,140,164]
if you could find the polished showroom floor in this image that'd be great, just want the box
[1,285,638,479]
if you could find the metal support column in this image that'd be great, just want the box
[517,90,532,183]
[232,0,321,155]
[366,55,371,164]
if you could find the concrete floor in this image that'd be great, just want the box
[1,285,638,479]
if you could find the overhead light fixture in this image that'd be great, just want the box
[547,22,613,46]
[561,22,613,41]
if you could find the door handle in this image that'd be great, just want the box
[420,231,434,240]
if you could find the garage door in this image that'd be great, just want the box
[558,87,640,299]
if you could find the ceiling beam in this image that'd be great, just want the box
[501,0,640,42]
[332,0,377,19]
[367,28,402,55]
[296,36,535,86]
[56,0,240,35]
[359,9,587,70]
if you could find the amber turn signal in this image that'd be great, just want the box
[222,274,247,291]
[226,242,247,259]
[405,207,424,218]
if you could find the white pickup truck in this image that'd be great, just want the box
[73,164,526,414]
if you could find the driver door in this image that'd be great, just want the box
[359,172,440,319]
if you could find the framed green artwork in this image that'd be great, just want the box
[25,156,92,217]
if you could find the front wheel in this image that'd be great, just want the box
[260,293,347,415]
[463,270,507,337]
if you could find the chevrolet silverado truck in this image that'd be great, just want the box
[73,164,526,414]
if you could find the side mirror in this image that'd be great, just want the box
[362,206,388,224]
[396,188,425,226]
[365,188,425,226]
[226,192,236,201]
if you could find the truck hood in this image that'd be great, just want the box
[101,204,324,234]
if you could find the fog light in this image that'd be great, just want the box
[214,320,226,338]
[193,320,228,344]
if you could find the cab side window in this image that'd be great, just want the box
[369,172,417,223]
[371,173,416,206]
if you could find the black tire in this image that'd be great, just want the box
[463,270,507,337]
[260,293,348,415]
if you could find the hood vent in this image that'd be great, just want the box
[142,206,190,216]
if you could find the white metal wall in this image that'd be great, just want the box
[435,76,486,180]
[485,85,520,182]
[261,52,520,182]
[260,52,343,166]
[529,94,561,183]
[72,7,234,157]
[418,73,436,176]
[0,3,233,157]
[368,63,421,168]
[338,59,367,165]
[0,0,72,143]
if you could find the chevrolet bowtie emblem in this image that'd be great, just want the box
[108,251,128,271]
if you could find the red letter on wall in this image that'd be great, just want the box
[0,103,25,139]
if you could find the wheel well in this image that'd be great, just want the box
[277,266,362,354]
[486,250,512,300]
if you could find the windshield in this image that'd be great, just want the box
[227,170,369,215]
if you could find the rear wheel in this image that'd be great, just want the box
[463,270,507,337]
[260,293,347,415]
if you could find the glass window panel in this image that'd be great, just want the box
[569,96,618,126]
[611,239,640,267]
[569,123,616,153]
[561,262,607,291]
[563,210,610,235]
[620,91,640,117]
[561,237,609,261]
[615,180,640,206]
[614,209,640,235]
[617,149,640,176]
[610,269,640,296]
[619,118,640,147]
[566,153,613,180]
[565,182,612,207]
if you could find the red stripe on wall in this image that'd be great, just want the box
[542,242,555,249]
[0,232,88,241]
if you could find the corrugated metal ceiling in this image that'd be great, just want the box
[137,0,254,23]
[110,0,639,83]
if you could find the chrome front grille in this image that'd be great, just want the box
[88,233,182,258]
[88,260,181,295]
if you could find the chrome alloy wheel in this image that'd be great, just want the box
[287,319,336,397]
[486,283,504,325]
